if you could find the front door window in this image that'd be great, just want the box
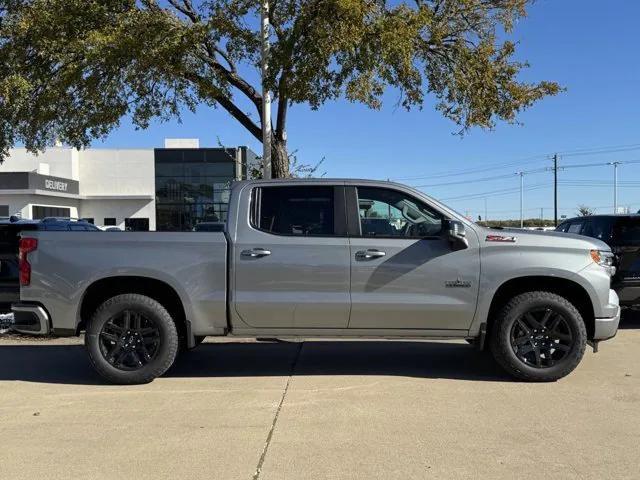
[357,187,443,238]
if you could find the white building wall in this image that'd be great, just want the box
[0,194,79,219]
[79,199,156,230]
[0,147,79,180]
[79,149,155,197]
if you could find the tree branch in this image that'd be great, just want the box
[196,52,261,111]
[214,94,262,141]
[168,0,199,23]
[166,0,240,79]
[181,71,262,141]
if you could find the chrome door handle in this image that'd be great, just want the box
[241,248,272,258]
[355,249,386,260]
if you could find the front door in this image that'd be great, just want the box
[347,186,480,330]
[233,184,351,329]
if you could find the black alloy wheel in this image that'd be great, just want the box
[99,310,161,371]
[489,291,587,382]
[510,308,572,368]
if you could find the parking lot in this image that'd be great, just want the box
[1,312,638,480]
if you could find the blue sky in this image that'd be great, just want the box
[95,0,640,220]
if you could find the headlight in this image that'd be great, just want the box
[590,250,616,277]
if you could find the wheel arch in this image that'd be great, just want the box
[485,276,596,341]
[77,276,190,342]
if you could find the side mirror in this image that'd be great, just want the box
[444,219,468,250]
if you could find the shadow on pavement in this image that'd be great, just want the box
[619,309,640,329]
[0,340,510,385]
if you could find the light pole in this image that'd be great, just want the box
[610,161,620,213]
[553,153,558,226]
[484,197,488,222]
[260,0,272,179]
[516,171,524,228]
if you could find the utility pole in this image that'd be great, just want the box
[540,207,543,224]
[260,0,272,179]
[610,161,620,213]
[553,153,558,226]
[516,171,524,228]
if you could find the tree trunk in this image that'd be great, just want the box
[271,137,289,178]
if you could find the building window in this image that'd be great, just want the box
[0,205,8,216]
[125,218,149,231]
[155,147,247,231]
[32,205,71,219]
[81,218,95,224]
[103,218,116,226]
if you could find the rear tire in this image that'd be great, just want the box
[490,291,587,382]
[85,294,179,385]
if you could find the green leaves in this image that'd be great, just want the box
[0,0,211,158]
[0,0,561,169]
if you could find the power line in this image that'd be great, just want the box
[410,159,640,189]
[424,158,640,201]
[559,159,640,170]
[440,183,550,202]
[411,172,515,188]
[393,157,548,181]
[559,144,640,157]
[393,143,640,182]
[410,166,549,188]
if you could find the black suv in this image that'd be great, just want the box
[556,215,640,308]
[0,217,100,313]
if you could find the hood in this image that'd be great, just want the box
[477,226,611,251]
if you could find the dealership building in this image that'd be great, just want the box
[0,139,257,230]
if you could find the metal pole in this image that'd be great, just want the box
[613,161,619,213]
[484,197,488,222]
[260,1,272,179]
[517,171,524,228]
[553,154,558,226]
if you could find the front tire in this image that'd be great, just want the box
[85,294,179,385]
[490,291,587,382]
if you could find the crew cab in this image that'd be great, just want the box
[13,179,620,384]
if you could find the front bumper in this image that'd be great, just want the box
[593,290,621,340]
[11,303,50,335]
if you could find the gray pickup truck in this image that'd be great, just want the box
[12,179,620,384]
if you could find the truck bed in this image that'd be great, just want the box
[20,231,228,336]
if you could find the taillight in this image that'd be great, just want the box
[18,237,38,286]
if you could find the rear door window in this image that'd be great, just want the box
[582,217,615,242]
[253,186,336,236]
[613,217,640,246]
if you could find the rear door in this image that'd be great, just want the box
[611,217,640,287]
[233,184,351,329]
[582,217,615,243]
[346,185,480,330]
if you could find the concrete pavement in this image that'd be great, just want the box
[1,313,638,480]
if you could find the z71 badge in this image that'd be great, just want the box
[485,234,517,243]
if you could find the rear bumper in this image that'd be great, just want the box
[11,303,50,335]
